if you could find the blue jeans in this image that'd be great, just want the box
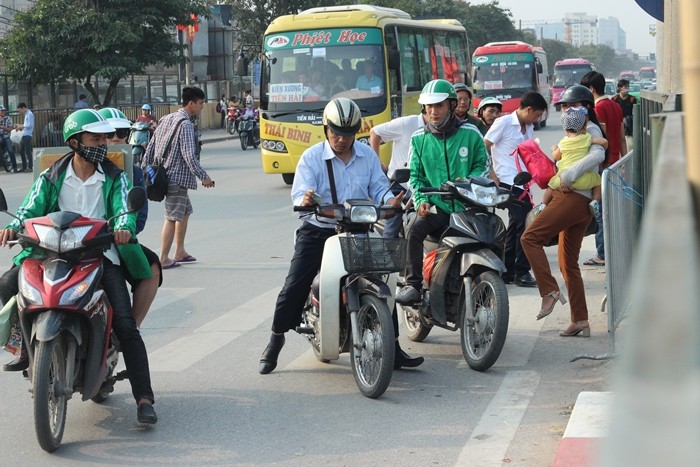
[594,198,605,260]
[19,135,32,170]
[1,136,17,171]
[383,185,409,239]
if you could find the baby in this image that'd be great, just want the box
[541,106,607,215]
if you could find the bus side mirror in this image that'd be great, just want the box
[387,47,399,71]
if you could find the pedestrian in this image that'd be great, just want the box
[218,94,228,131]
[100,107,162,327]
[611,79,636,151]
[244,89,254,108]
[74,93,90,109]
[369,111,427,238]
[394,79,489,305]
[476,97,502,136]
[15,102,33,173]
[0,106,18,173]
[484,91,548,287]
[258,97,421,375]
[453,83,485,132]
[579,71,624,267]
[141,86,215,270]
[0,108,158,423]
[520,85,606,337]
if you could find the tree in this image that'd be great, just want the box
[541,39,576,69]
[456,1,521,51]
[1,0,209,106]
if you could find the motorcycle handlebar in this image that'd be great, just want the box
[293,206,315,212]
[418,187,445,193]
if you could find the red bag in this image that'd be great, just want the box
[422,250,438,286]
[510,139,556,190]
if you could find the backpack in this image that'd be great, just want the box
[510,139,556,190]
[215,102,222,113]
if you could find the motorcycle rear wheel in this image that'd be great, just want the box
[398,303,433,342]
[351,294,394,399]
[33,337,69,452]
[460,271,509,372]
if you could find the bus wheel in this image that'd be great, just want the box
[282,173,295,185]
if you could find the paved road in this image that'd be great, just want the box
[0,120,611,465]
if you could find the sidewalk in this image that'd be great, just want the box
[199,128,237,145]
[552,391,612,466]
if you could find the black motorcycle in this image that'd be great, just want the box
[238,115,260,151]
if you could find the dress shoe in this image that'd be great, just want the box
[536,290,567,320]
[395,285,421,305]
[137,402,158,424]
[3,353,28,372]
[560,321,590,337]
[502,275,515,284]
[515,272,537,288]
[394,346,424,369]
[259,334,285,375]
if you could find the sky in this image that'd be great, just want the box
[470,0,658,55]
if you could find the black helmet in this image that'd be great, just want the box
[558,85,594,106]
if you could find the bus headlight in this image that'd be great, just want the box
[262,139,287,153]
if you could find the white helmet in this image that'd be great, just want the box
[322,98,362,136]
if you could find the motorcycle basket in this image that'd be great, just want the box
[338,237,406,273]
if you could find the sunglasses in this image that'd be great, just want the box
[106,129,130,139]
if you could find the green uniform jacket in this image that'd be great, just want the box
[6,153,149,277]
[409,120,489,214]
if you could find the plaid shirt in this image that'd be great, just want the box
[142,108,208,190]
[0,115,13,137]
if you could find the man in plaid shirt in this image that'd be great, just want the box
[0,106,17,173]
[142,87,215,269]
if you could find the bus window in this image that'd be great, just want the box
[398,28,420,91]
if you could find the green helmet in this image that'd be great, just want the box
[63,109,115,141]
[98,107,131,129]
[418,79,457,105]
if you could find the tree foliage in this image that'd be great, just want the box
[1,0,209,105]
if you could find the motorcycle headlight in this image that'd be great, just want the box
[19,270,43,305]
[33,224,92,253]
[59,267,99,305]
[348,205,378,223]
[459,183,510,207]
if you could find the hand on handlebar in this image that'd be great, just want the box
[0,228,16,247]
[113,230,132,245]
[387,190,405,210]
[417,202,432,217]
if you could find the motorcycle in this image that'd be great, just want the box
[397,172,532,372]
[238,109,260,151]
[293,173,409,398]
[128,121,150,165]
[227,106,241,135]
[0,187,146,452]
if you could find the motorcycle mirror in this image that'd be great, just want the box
[513,172,532,186]
[391,168,410,184]
[0,188,7,211]
[127,186,147,213]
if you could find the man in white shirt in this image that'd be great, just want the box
[16,102,33,172]
[484,91,548,288]
[370,112,427,238]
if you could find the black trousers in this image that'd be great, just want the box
[0,261,154,403]
[404,209,451,288]
[500,183,534,277]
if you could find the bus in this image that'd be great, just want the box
[639,67,656,81]
[551,58,594,108]
[471,41,551,128]
[259,5,470,184]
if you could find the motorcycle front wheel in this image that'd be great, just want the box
[460,271,509,372]
[240,133,248,150]
[398,302,433,342]
[351,294,394,399]
[33,336,69,452]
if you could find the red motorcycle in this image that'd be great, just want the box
[0,187,145,452]
[227,106,241,135]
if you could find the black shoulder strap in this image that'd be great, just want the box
[325,158,338,204]
[160,118,187,165]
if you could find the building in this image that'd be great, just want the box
[565,12,598,47]
[599,17,627,51]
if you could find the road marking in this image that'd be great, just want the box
[455,370,540,466]
[148,287,280,372]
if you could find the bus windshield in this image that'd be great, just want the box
[262,28,386,114]
[553,65,593,88]
[472,53,536,97]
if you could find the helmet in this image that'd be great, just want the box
[418,79,457,105]
[453,82,472,98]
[63,109,115,141]
[141,104,151,111]
[98,107,131,129]
[557,85,594,106]
[477,96,503,113]
[322,97,362,136]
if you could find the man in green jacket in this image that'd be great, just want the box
[0,109,157,425]
[396,80,489,304]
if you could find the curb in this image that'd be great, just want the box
[552,391,612,467]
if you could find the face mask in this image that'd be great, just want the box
[77,143,108,164]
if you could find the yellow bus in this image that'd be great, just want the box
[259,4,470,184]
